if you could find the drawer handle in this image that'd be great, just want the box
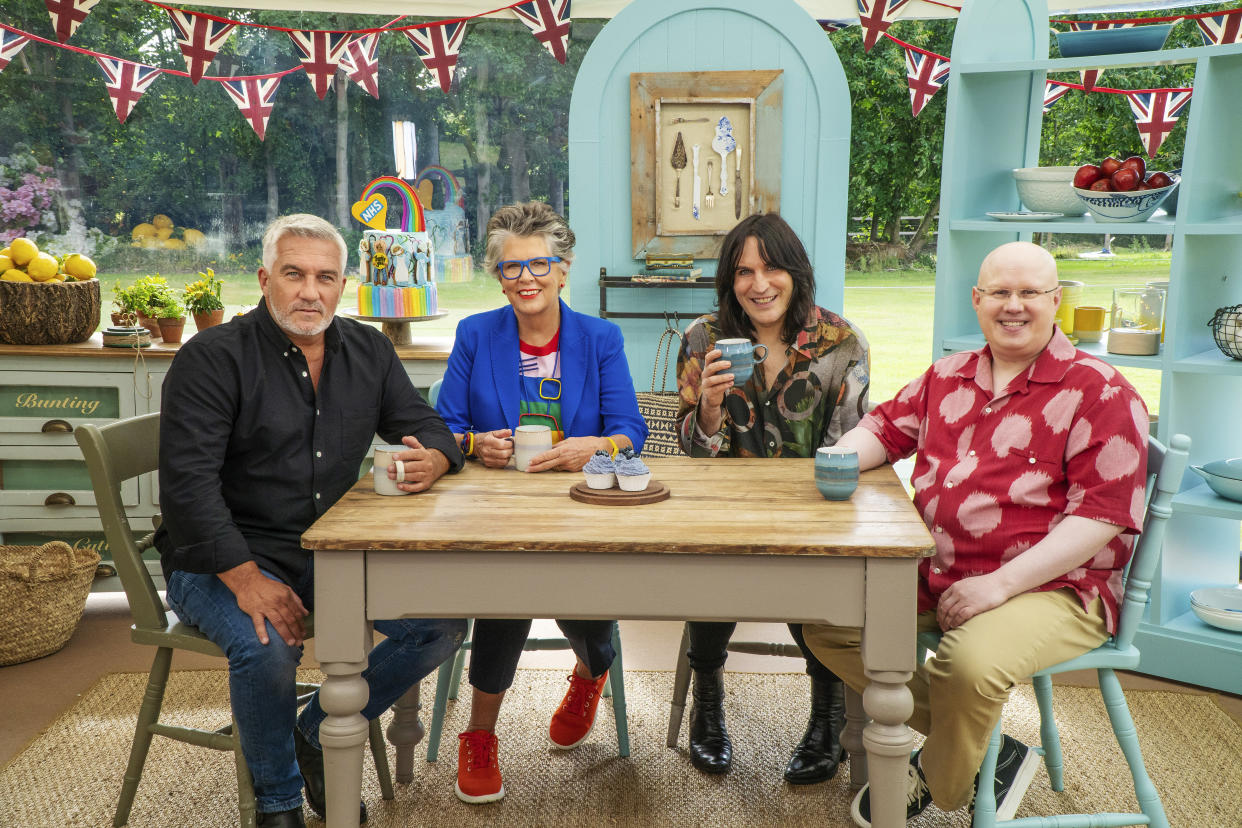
[44,492,76,506]
[41,419,74,434]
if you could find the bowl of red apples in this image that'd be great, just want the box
[1072,156,1178,223]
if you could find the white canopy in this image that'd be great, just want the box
[182,0,1209,19]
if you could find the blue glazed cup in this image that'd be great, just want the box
[815,446,859,501]
[716,338,769,386]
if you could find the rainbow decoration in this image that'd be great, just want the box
[358,176,426,232]
[416,165,464,208]
[358,283,437,318]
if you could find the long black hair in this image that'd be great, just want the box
[714,213,816,345]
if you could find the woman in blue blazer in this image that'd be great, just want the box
[435,201,647,806]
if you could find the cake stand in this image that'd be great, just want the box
[348,312,448,345]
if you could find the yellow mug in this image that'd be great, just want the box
[1073,305,1107,343]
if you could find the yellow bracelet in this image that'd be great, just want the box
[605,436,620,458]
[467,432,476,458]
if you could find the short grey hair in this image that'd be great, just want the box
[261,214,348,276]
[483,202,575,281]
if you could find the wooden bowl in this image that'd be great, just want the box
[0,279,101,345]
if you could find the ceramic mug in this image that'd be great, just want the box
[1073,305,1107,343]
[373,444,410,496]
[716,338,769,386]
[513,424,554,472]
[815,446,859,501]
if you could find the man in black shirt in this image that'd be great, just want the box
[155,214,465,828]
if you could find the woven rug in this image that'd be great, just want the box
[2,668,1239,827]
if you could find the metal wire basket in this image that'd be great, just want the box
[1208,304,1242,360]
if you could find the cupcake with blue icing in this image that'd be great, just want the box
[614,449,651,492]
[583,450,617,489]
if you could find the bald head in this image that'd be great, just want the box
[977,241,1058,290]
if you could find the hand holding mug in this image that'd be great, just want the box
[374,437,449,495]
[475,428,514,469]
[699,348,735,408]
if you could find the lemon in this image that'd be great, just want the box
[0,254,12,272]
[64,254,97,279]
[155,226,173,240]
[1,268,34,282]
[0,246,9,258]
[183,228,206,248]
[131,222,156,239]
[9,237,38,266]
[26,252,60,281]
[161,238,186,250]
[152,214,173,229]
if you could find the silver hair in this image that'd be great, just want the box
[261,214,348,276]
[483,202,575,281]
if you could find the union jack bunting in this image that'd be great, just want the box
[1080,68,1104,92]
[403,20,467,93]
[513,0,571,65]
[95,57,161,124]
[45,0,100,43]
[166,9,236,85]
[287,29,350,100]
[1196,11,1242,46]
[904,47,950,117]
[339,32,380,99]
[1043,80,1073,113]
[856,0,910,52]
[818,19,855,33]
[1066,21,1134,31]
[220,75,282,141]
[1127,89,1192,158]
[0,26,32,74]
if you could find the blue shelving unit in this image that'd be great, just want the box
[935,1,1242,692]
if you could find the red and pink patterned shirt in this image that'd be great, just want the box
[861,329,1148,634]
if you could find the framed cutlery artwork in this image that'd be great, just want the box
[629,70,783,259]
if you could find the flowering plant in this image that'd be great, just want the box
[0,148,60,238]
[183,268,224,314]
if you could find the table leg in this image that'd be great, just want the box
[319,660,370,828]
[386,684,425,784]
[861,670,916,828]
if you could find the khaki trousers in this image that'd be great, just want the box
[802,588,1108,811]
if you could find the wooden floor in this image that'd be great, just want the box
[3,591,1240,767]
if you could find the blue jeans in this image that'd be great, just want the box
[166,568,466,813]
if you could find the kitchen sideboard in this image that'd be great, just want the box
[0,334,451,591]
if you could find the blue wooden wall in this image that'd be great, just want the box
[567,0,852,390]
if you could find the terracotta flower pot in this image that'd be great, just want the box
[193,309,225,330]
[137,313,162,339]
[111,311,137,327]
[157,317,186,344]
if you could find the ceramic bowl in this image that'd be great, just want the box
[1189,464,1242,502]
[1190,587,1242,633]
[1072,178,1178,223]
[1056,24,1174,58]
[1012,167,1086,215]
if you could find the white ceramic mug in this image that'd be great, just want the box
[513,424,553,472]
[373,444,410,496]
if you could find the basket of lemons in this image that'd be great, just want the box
[0,237,101,345]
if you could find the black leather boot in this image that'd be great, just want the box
[688,668,732,774]
[294,727,368,823]
[783,675,845,785]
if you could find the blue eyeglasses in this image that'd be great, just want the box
[498,256,563,280]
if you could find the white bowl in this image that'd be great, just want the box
[1072,177,1179,223]
[1190,586,1242,613]
[1013,167,1086,215]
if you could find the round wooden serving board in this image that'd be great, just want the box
[569,480,670,505]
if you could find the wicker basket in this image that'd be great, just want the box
[1209,304,1242,361]
[0,542,100,666]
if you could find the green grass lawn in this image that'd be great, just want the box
[105,249,1167,414]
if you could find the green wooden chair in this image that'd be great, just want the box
[76,413,395,828]
[422,379,631,762]
[912,433,1188,828]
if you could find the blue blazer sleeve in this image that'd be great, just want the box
[583,315,649,453]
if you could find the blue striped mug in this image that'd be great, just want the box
[815,446,859,501]
[716,338,769,386]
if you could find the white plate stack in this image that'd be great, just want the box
[1190,587,1242,633]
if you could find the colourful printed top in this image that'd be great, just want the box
[861,328,1149,634]
[518,331,564,443]
[675,307,871,458]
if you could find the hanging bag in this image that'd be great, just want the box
[635,318,685,456]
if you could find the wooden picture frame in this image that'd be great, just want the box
[630,70,783,260]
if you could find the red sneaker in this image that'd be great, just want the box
[548,671,609,749]
[455,729,504,804]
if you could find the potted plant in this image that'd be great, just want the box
[184,268,225,330]
[120,275,174,338]
[153,295,186,344]
[111,281,138,326]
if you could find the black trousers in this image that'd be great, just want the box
[686,621,839,683]
[468,618,616,695]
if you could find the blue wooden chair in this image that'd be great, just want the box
[422,378,630,762]
[915,433,1188,827]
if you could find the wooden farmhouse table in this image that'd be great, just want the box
[302,456,934,827]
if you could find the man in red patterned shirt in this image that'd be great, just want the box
[804,241,1149,826]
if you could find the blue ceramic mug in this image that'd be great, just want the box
[716,338,769,386]
[815,446,859,501]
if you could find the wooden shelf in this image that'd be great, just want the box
[949,213,1175,233]
[954,40,1242,76]
[1172,483,1242,520]
[941,334,1164,371]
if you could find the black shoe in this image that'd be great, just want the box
[293,727,368,824]
[991,734,1040,820]
[783,675,845,785]
[850,750,932,828]
[256,807,305,828]
[688,668,733,774]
